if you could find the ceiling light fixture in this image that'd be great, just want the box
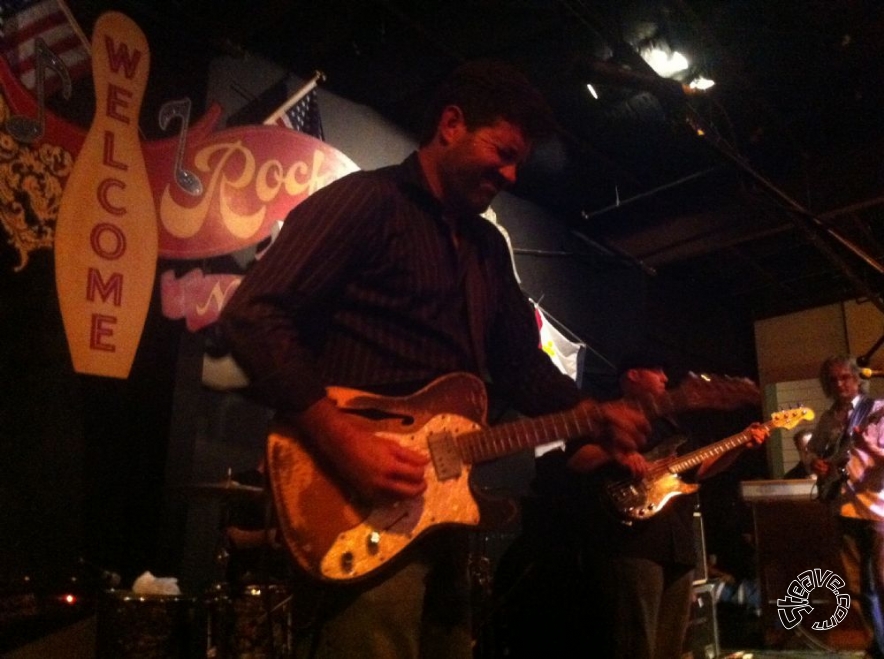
[642,47,689,77]
[689,76,715,91]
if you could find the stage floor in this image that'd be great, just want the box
[718,603,869,659]
[2,605,873,659]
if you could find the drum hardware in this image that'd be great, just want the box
[165,468,296,657]
[204,583,294,658]
[96,590,203,658]
[172,480,266,500]
[176,469,294,657]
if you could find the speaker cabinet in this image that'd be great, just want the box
[748,498,866,650]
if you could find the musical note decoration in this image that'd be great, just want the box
[158,97,203,196]
[6,37,72,143]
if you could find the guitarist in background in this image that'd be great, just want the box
[807,355,884,659]
[548,350,768,659]
[218,60,650,659]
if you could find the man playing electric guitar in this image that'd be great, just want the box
[549,350,768,659]
[218,61,654,659]
[807,355,884,659]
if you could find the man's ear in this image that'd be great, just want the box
[438,105,466,145]
[623,369,641,385]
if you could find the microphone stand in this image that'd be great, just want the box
[858,336,884,368]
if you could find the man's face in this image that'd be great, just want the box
[627,367,669,398]
[437,115,531,215]
[826,364,860,404]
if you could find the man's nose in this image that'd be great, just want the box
[499,163,518,185]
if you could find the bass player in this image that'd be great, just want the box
[541,349,768,659]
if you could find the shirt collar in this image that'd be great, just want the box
[397,152,443,210]
[396,152,483,238]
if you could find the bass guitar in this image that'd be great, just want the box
[267,370,759,582]
[604,406,814,523]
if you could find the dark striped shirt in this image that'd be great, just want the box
[219,153,582,417]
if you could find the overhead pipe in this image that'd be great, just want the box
[683,105,884,315]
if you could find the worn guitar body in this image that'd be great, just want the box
[268,373,488,582]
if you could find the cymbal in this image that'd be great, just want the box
[173,480,266,499]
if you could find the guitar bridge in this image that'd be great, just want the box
[428,431,462,481]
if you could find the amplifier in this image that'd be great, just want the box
[740,478,816,501]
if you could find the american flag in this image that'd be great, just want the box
[0,0,90,93]
[276,88,324,140]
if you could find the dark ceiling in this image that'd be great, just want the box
[77,0,884,322]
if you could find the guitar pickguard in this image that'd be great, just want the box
[607,472,699,521]
[319,413,482,580]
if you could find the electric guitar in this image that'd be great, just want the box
[816,406,884,502]
[266,370,760,582]
[604,406,815,522]
[816,433,852,503]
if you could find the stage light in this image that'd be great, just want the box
[689,76,716,91]
[586,83,599,99]
[642,48,689,77]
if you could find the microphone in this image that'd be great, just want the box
[859,368,884,379]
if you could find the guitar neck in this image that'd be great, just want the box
[458,405,599,464]
[660,419,771,475]
[458,389,693,465]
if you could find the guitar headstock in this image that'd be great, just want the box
[665,372,762,414]
[770,406,815,430]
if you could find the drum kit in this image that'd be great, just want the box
[97,476,297,658]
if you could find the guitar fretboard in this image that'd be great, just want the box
[661,428,757,475]
[458,405,602,464]
[453,377,759,466]
[456,389,696,465]
[656,416,789,476]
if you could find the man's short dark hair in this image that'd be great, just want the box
[418,59,557,145]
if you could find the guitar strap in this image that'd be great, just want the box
[830,395,875,457]
[845,396,875,444]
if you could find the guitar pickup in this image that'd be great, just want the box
[428,432,462,481]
